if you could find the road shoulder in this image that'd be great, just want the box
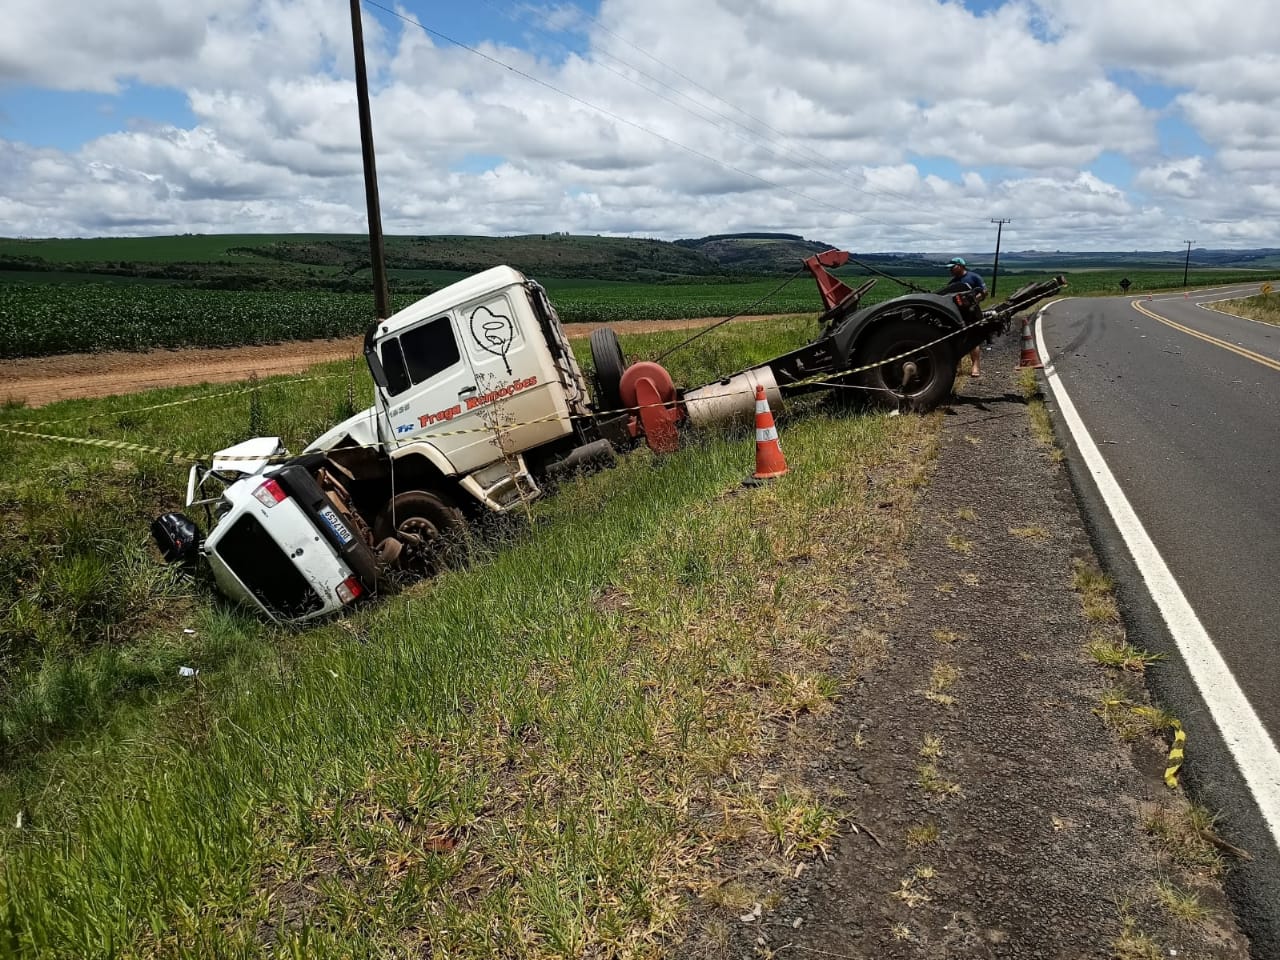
[688,336,1250,958]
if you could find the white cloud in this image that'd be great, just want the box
[0,0,1274,248]
[1135,157,1204,200]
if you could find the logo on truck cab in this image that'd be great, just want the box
[405,377,540,434]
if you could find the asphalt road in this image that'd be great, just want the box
[1039,283,1280,955]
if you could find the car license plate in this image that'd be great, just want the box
[319,505,354,545]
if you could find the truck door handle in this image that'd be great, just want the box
[458,385,477,396]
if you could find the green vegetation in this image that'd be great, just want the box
[3,231,1273,360]
[1214,287,1280,326]
[0,317,938,957]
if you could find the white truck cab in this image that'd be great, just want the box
[162,267,621,623]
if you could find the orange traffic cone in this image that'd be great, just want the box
[748,385,788,482]
[1015,315,1044,369]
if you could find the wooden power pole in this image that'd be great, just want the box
[349,0,391,320]
[990,218,1011,296]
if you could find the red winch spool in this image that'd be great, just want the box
[619,361,682,454]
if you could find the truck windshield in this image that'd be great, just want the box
[380,315,462,397]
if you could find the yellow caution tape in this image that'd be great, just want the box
[1,372,345,428]
[1,315,995,462]
[1164,719,1186,789]
[0,424,206,464]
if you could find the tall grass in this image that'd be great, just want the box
[1213,290,1280,326]
[1,316,938,957]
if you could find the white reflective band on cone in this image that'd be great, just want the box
[757,426,778,442]
[756,400,768,414]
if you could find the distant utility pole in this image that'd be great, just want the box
[1183,240,1194,289]
[349,0,391,321]
[990,218,1011,296]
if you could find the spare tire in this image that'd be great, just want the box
[589,327,626,412]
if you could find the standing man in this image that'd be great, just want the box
[938,257,988,377]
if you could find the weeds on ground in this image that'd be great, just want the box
[1,317,946,957]
[1073,560,1121,623]
[917,763,960,797]
[1019,367,1063,461]
[921,663,959,707]
[905,822,939,847]
[1112,916,1162,960]
[1008,525,1050,541]
[1154,879,1208,928]
[1089,638,1165,672]
[1213,291,1279,326]
[1144,804,1227,875]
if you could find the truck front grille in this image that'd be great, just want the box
[217,514,323,619]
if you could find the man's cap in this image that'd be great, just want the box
[948,257,966,267]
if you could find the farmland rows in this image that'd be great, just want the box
[2,270,1265,359]
[0,282,828,359]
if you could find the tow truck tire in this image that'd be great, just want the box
[589,327,626,412]
[373,490,467,577]
[853,314,957,412]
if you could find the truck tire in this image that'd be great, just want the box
[853,313,958,412]
[589,327,626,412]
[373,490,467,577]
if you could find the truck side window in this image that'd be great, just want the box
[379,316,462,397]
[381,338,412,396]
[403,316,461,383]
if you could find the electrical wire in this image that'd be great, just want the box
[476,0,935,225]
[361,0,949,244]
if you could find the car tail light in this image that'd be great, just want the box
[252,478,287,508]
[336,576,364,605]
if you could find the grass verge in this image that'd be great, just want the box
[1,317,939,957]
[1213,290,1279,326]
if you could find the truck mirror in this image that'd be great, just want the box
[365,345,389,390]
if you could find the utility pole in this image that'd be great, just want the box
[990,218,1011,296]
[349,0,391,321]
[1183,240,1193,289]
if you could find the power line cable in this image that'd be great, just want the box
[486,0,930,217]
[553,0,924,210]
[361,0,949,247]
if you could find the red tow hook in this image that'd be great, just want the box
[619,361,683,454]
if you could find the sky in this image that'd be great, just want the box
[1,0,1278,252]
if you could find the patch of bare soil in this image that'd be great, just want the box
[685,337,1250,958]
[0,315,789,408]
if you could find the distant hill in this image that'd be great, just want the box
[1,233,1276,292]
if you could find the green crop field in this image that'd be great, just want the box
[0,234,296,264]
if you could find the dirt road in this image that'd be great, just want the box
[0,316,785,408]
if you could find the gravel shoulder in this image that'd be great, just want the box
[692,335,1252,958]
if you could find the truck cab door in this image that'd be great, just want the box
[453,288,571,458]
[376,312,484,471]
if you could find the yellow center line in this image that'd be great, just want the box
[1131,299,1280,373]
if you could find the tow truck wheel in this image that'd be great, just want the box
[854,314,957,412]
[589,328,626,412]
[373,490,466,577]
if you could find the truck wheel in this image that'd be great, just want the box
[589,328,626,412]
[853,314,958,412]
[373,490,467,578]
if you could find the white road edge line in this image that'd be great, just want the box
[1035,303,1280,848]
